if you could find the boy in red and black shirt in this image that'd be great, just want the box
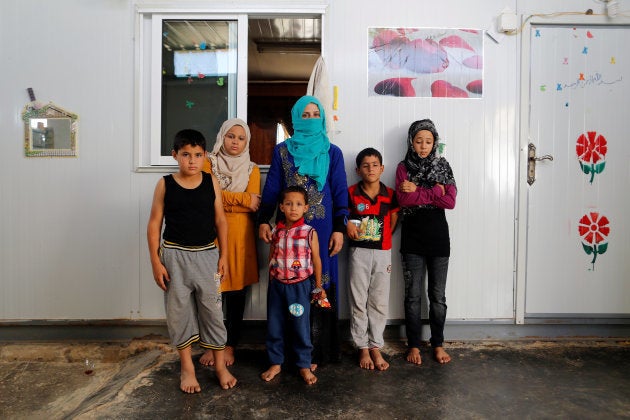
[347,148,399,371]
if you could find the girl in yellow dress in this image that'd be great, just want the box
[201,118,261,366]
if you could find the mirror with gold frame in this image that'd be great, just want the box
[21,102,78,157]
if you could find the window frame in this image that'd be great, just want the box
[134,2,328,171]
[135,10,248,169]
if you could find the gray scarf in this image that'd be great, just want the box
[402,119,456,189]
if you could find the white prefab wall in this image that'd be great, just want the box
[0,0,619,323]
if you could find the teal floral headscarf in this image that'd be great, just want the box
[286,96,330,191]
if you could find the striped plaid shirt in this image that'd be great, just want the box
[269,218,314,284]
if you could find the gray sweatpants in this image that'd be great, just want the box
[161,246,227,350]
[347,247,391,349]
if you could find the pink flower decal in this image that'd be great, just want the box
[576,131,607,183]
[578,212,610,269]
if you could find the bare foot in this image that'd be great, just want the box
[224,346,235,366]
[358,348,374,370]
[215,366,237,389]
[180,369,201,393]
[310,363,318,372]
[369,348,389,371]
[199,350,215,366]
[406,347,422,365]
[300,367,317,385]
[178,347,201,393]
[261,364,281,382]
[434,347,451,364]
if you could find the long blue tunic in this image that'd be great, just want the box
[260,142,349,290]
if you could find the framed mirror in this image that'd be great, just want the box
[22,102,78,157]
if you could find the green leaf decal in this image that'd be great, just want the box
[595,161,606,174]
[582,243,594,255]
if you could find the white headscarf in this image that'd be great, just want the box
[208,118,254,192]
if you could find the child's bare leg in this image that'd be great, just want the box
[299,367,317,385]
[199,349,215,366]
[178,346,201,393]
[406,347,422,365]
[213,349,237,389]
[310,363,317,372]
[369,348,389,371]
[433,346,451,364]
[358,348,374,370]
[224,345,235,366]
[261,364,281,382]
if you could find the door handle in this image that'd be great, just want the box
[527,143,554,185]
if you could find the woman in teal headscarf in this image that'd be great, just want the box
[259,95,349,368]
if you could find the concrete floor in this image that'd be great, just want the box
[1,338,629,419]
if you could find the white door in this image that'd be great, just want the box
[517,16,630,321]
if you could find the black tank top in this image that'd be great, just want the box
[163,172,216,246]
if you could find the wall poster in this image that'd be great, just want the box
[368,27,483,98]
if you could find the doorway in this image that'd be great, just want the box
[246,16,322,165]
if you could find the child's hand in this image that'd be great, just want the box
[399,180,417,193]
[218,256,228,281]
[347,220,365,240]
[346,222,359,240]
[311,287,330,308]
[152,263,170,291]
[311,287,327,299]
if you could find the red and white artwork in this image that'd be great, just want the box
[368,27,483,98]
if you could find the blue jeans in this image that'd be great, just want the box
[402,254,449,348]
[266,278,312,369]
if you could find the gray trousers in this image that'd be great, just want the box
[347,247,391,349]
[161,246,227,350]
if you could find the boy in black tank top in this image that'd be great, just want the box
[147,129,236,392]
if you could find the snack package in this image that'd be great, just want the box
[311,287,332,309]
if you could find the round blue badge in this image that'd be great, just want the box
[288,303,304,317]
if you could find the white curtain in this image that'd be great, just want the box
[306,56,334,136]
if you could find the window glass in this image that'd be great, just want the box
[159,19,237,159]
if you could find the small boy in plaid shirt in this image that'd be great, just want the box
[261,186,323,385]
